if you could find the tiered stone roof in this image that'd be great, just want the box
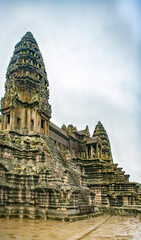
[93,121,113,162]
[3,31,51,117]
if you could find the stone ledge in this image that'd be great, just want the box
[0,205,102,221]
[99,206,141,216]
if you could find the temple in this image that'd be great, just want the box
[0,32,140,219]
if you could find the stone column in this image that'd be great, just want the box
[123,196,128,206]
[11,109,15,131]
[1,115,4,130]
[96,143,99,158]
[90,145,93,158]
[46,120,49,136]
[14,106,17,130]
[3,115,6,130]
[37,114,40,133]
[9,110,12,130]
[21,108,25,132]
[27,108,31,133]
[24,108,27,131]
[45,120,47,136]
[1,115,3,130]
[86,146,88,159]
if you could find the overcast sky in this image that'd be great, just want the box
[0,0,140,182]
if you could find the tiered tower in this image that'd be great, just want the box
[0,32,140,219]
[1,32,51,135]
[93,121,113,162]
[0,32,95,219]
[74,122,139,206]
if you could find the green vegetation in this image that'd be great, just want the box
[136,182,141,190]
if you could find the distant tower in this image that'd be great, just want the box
[1,32,51,135]
[93,121,113,162]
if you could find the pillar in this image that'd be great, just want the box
[90,145,93,158]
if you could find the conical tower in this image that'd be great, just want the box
[85,125,90,137]
[93,121,113,162]
[1,32,51,135]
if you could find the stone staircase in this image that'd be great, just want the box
[43,136,66,168]
[43,136,90,209]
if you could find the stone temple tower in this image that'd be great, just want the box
[0,32,95,219]
[93,121,113,162]
[0,32,140,219]
[1,32,51,135]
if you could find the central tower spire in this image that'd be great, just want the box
[1,32,51,135]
